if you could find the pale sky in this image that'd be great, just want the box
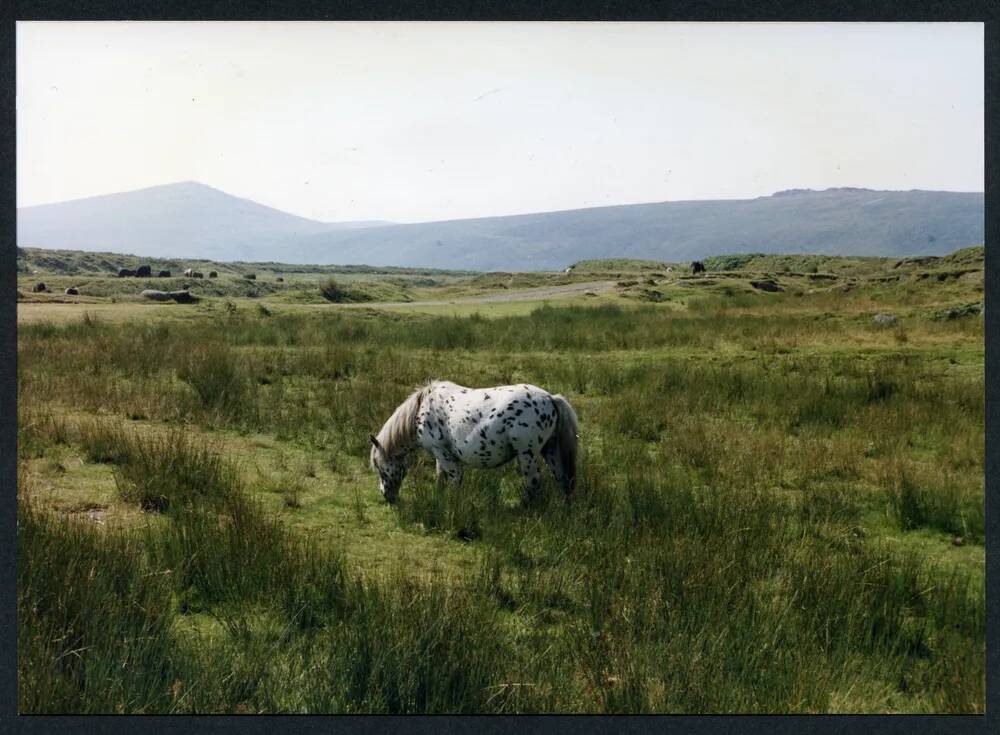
[17,21,984,223]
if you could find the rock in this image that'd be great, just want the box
[952,536,964,547]
[140,289,173,301]
[874,313,897,327]
[140,289,197,303]
[751,280,784,292]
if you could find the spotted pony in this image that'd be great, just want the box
[369,380,579,506]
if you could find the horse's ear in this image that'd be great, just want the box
[369,434,382,452]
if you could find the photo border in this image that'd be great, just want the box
[2,2,996,733]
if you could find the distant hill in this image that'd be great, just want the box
[18,182,983,271]
[17,181,392,262]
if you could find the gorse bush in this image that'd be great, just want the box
[319,277,373,303]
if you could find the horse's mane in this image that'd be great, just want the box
[375,382,430,456]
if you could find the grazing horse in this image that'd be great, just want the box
[370,380,579,506]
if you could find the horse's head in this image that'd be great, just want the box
[369,434,406,503]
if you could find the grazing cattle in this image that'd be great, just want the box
[563,266,574,275]
[183,268,194,278]
[370,380,579,507]
[192,271,204,279]
[690,261,705,275]
[64,287,79,296]
[135,265,152,277]
[158,270,171,278]
[31,282,47,293]
[243,273,256,280]
[208,271,218,278]
[118,268,136,278]
[276,277,284,282]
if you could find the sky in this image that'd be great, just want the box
[17,21,984,224]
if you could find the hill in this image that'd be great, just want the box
[17,182,392,263]
[18,183,983,271]
[15,246,472,279]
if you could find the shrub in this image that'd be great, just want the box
[319,277,371,303]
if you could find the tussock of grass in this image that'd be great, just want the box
[881,462,984,543]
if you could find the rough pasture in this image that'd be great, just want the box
[16,249,984,713]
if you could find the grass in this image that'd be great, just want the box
[16,247,984,713]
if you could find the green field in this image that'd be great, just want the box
[17,247,984,713]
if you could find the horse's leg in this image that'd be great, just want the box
[542,437,570,500]
[517,449,543,508]
[436,457,463,491]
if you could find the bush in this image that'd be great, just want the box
[319,277,371,303]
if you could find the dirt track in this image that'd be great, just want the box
[16,280,619,324]
[338,280,617,309]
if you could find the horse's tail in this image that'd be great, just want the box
[551,394,579,495]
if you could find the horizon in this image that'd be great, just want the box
[16,178,986,227]
[17,22,983,223]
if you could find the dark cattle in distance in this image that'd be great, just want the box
[31,282,47,293]
[243,273,256,280]
[158,270,171,278]
[135,265,152,277]
[208,271,218,278]
[192,272,204,279]
[276,277,284,282]
[118,268,136,278]
[690,261,706,275]
[64,287,79,295]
